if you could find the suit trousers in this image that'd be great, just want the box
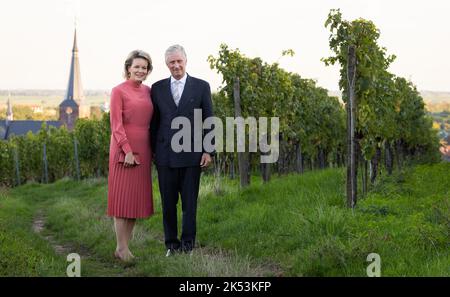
[156,165,201,251]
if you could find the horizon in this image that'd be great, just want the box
[1,89,449,110]
[1,0,450,94]
[1,88,450,93]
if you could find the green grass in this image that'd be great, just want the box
[0,186,66,276]
[0,163,448,276]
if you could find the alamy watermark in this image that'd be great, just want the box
[366,253,381,277]
[67,253,81,277]
[171,109,279,163]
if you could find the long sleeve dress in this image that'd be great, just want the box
[107,79,154,218]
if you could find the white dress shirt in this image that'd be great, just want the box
[170,73,187,106]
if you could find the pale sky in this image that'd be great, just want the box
[1,0,449,92]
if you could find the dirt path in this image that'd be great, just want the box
[32,210,134,276]
[33,211,77,256]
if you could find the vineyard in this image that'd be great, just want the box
[0,115,110,186]
[0,9,448,278]
[0,10,442,208]
[205,9,440,206]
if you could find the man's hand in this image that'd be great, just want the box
[200,153,212,168]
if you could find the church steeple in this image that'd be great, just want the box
[72,28,78,52]
[6,92,13,124]
[65,28,85,105]
[59,27,90,130]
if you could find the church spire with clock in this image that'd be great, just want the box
[59,27,90,130]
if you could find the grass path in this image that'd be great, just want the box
[1,180,277,276]
[31,209,135,276]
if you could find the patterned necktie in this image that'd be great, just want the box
[172,80,182,106]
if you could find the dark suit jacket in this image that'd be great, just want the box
[150,74,214,168]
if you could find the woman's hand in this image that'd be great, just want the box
[124,152,140,167]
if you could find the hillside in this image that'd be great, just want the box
[421,91,450,104]
[0,89,449,110]
[1,163,448,276]
[0,90,109,109]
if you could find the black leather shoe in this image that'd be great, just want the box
[181,241,194,253]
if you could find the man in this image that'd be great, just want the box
[151,45,214,256]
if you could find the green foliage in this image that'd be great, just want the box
[0,113,111,186]
[0,105,58,121]
[323,8,440,178]
[208,44,346,174]
[74,114,110,178]
[0,141,14,186]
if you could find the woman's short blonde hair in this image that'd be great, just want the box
[123,50,153,79]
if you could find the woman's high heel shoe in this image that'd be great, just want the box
[114,250,136,264]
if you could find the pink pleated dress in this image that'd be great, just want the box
[107,79,154,218]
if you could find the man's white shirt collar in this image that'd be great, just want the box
[170,73,188,85]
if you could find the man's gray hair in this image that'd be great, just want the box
[165,44,187,63]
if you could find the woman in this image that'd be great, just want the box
[107,50,154,262]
